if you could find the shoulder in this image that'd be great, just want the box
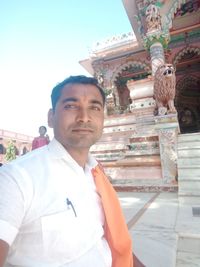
[32,136,39,142]
[0,147,52,204]
[1,146,49,178]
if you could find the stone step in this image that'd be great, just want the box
[113,184,178,192]
[112,178,178,192]
[111,178,164,185]
[178,196,200,205]
[178,157,200,166]
[178,149,200,158]
[91,142,126,151]
[103,155,161,167]
[177,133,200,199]
[104,165,162,180]
[178,133,200,142]
[178,193,200,199]
[177,141,200,149]
[178,168,200,178]
[176,234,200,267]
[178,177,200,182]
[178,180,200,196]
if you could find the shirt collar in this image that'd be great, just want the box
[47,138,98,169]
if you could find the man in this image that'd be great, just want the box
[0,75,133,267]
[32,125,50,150]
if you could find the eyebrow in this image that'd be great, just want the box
[62,97,78,104]
[62,97,103,107]
[90,100,103,107]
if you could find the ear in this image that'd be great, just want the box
[48,109,54,128]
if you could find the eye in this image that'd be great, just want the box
[64,104,78,110]
[90,105,101,111]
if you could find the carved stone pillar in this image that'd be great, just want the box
[150,42,165,76]
[155,114,180,184]
[143,3,170,75]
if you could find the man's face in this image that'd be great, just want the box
[48,83,104,152]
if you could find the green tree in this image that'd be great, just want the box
[5,141,16,161]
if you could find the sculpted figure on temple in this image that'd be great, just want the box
[106,91,117,115]
[145,4,162,33]
[96,72,104,87]
[153,64,177,116]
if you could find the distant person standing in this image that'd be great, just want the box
[32,126,50,150]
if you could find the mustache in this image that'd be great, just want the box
[72,123,96,131]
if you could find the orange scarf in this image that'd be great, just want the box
[92,165,134,267]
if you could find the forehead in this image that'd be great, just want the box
[39,126,46,131]
[60,83,103,102]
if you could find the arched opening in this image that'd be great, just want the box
[174,46,200,133]
[175,75,200,133]
[113,62,151,112]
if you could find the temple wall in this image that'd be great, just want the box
[90,112,163,183]
[83,1,200,190]
[0,129,33,163]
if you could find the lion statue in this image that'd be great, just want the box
[153,64,176,116]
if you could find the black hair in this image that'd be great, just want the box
[51,75,106,110]
[39,126,47,132]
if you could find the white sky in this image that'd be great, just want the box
[0,1,132,137]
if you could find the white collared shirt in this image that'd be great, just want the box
[0,138,112,267]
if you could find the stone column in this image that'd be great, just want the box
[150,42,165,76]
[144,31,170,75]
[155,114,180,184]
[143,3,170,75]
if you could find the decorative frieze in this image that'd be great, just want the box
[127,141,160,155]
[155,114,180,183]
[90,32,136,55]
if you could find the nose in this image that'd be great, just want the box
[76,107,91,122]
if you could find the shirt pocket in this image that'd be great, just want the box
[41,209,81,263]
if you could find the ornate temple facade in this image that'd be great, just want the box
[80,0,200,190]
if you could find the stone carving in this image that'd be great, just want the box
[158,128,178,183]
[145,4,162,33]
[95,72,104,87]
[153,64,176,116]
[106,91,116,115]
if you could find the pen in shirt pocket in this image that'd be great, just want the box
[66,198,77,217]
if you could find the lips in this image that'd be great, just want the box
[72,128,93,133]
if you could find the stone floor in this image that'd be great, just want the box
[118,192,200,267]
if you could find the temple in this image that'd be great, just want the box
[80,0,200,193]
